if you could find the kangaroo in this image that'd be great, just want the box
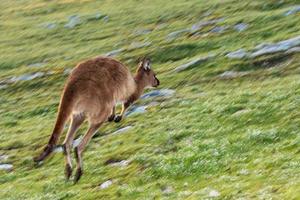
[33,56,159,183]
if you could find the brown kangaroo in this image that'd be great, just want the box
[33,56,159,183]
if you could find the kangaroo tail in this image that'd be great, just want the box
[34,91,73,162]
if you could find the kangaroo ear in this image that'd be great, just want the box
[141,57,151,70]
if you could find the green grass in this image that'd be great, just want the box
[0,0,300,199]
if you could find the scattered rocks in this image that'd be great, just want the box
[233,23,248,32]
[105,48,124,57]
[64,15,81,29]
[141,89,175,99]
[191,18,225,32]
[0,164,13,171]
[218,71,248,79]
[226,49,248,59]
[208,189,220,197]
[112,126,133,135]
[284,5,300,16]
[99,180,113,189]
[174,54,215,72]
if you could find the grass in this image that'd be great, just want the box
[0,0,300,199]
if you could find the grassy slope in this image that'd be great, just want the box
[0,0,300,199]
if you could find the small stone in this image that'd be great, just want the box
[208,189,220,197]
[64,15,81,29]
[284,5,300,16]
[174,54,215,72]
[141,89,175,99]
[125,105,147,116]
[105,48,124,57]
[53,146,63,153]
[162,186,173,194]
[112,126,133,135]
[99,180,113,189]
[103,16,109,22]
[234,23,248,32]
[218,71,248,79]
[0,164,13,171]
[226,49,248,59]
[111,160,130,167]
[166,29,190,41]
[73,137,82,147]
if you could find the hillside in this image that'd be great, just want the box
[0,0,300,199]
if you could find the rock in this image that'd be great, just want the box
[0,164,13,171]
[166,29,190,40]
[64,15,81,28]
[134,29,152,36]
[112,126,133,135]
[9,72,45,82]
[284,5,300,16]
[0,155,9,161]
[102,16,109,22]
[141,89,175,99]
[234,23,248,32]
[129,42,151,50]
[99,180,113,189]
[125,105,147,116]
[95,13,103,20]
[218,71,248,79]
[111,160,130,167]
[226,49,248,59]
[105,48,124,57]
[210,26,228,33]
[162,186,173,194]
[174,54,215,72]
[73,137,82,147]
[286,47,300,54]
[54,146,63,153]
[191,18,225,32]
[250,35,300,58]
[42,22,57,29]
[208,189,220,197]
[27,62,47,68]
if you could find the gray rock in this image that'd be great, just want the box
[191,18,225,32]
[218,71,248,79]
[0,164,13,171]
[284,5,300,16]
[0,155,9,161]
[9,72,45,82]
[54,146,63,153]
[64,15,81,28]
[125,105,147,116]
[234,23,248,32]
[129,42,151,50]
[28,62,47,68]
[112,126,133,135]
[102,16,109,22]
[250,35,300,58]
[167,29,190,40]
[105,48,124,57]
[111,160,130,167]
[99,180,113,189]
[210,26,228,33]
[286,47,300,54]
[141,89,175,99]
[174,54,215,72]
[226,49,248,59]
[73,137,82,147]
[42,22,57,29]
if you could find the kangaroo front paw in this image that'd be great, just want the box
[108,115,115,122]
[114,115,122,123]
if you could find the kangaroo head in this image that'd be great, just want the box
[136,57,160,88]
